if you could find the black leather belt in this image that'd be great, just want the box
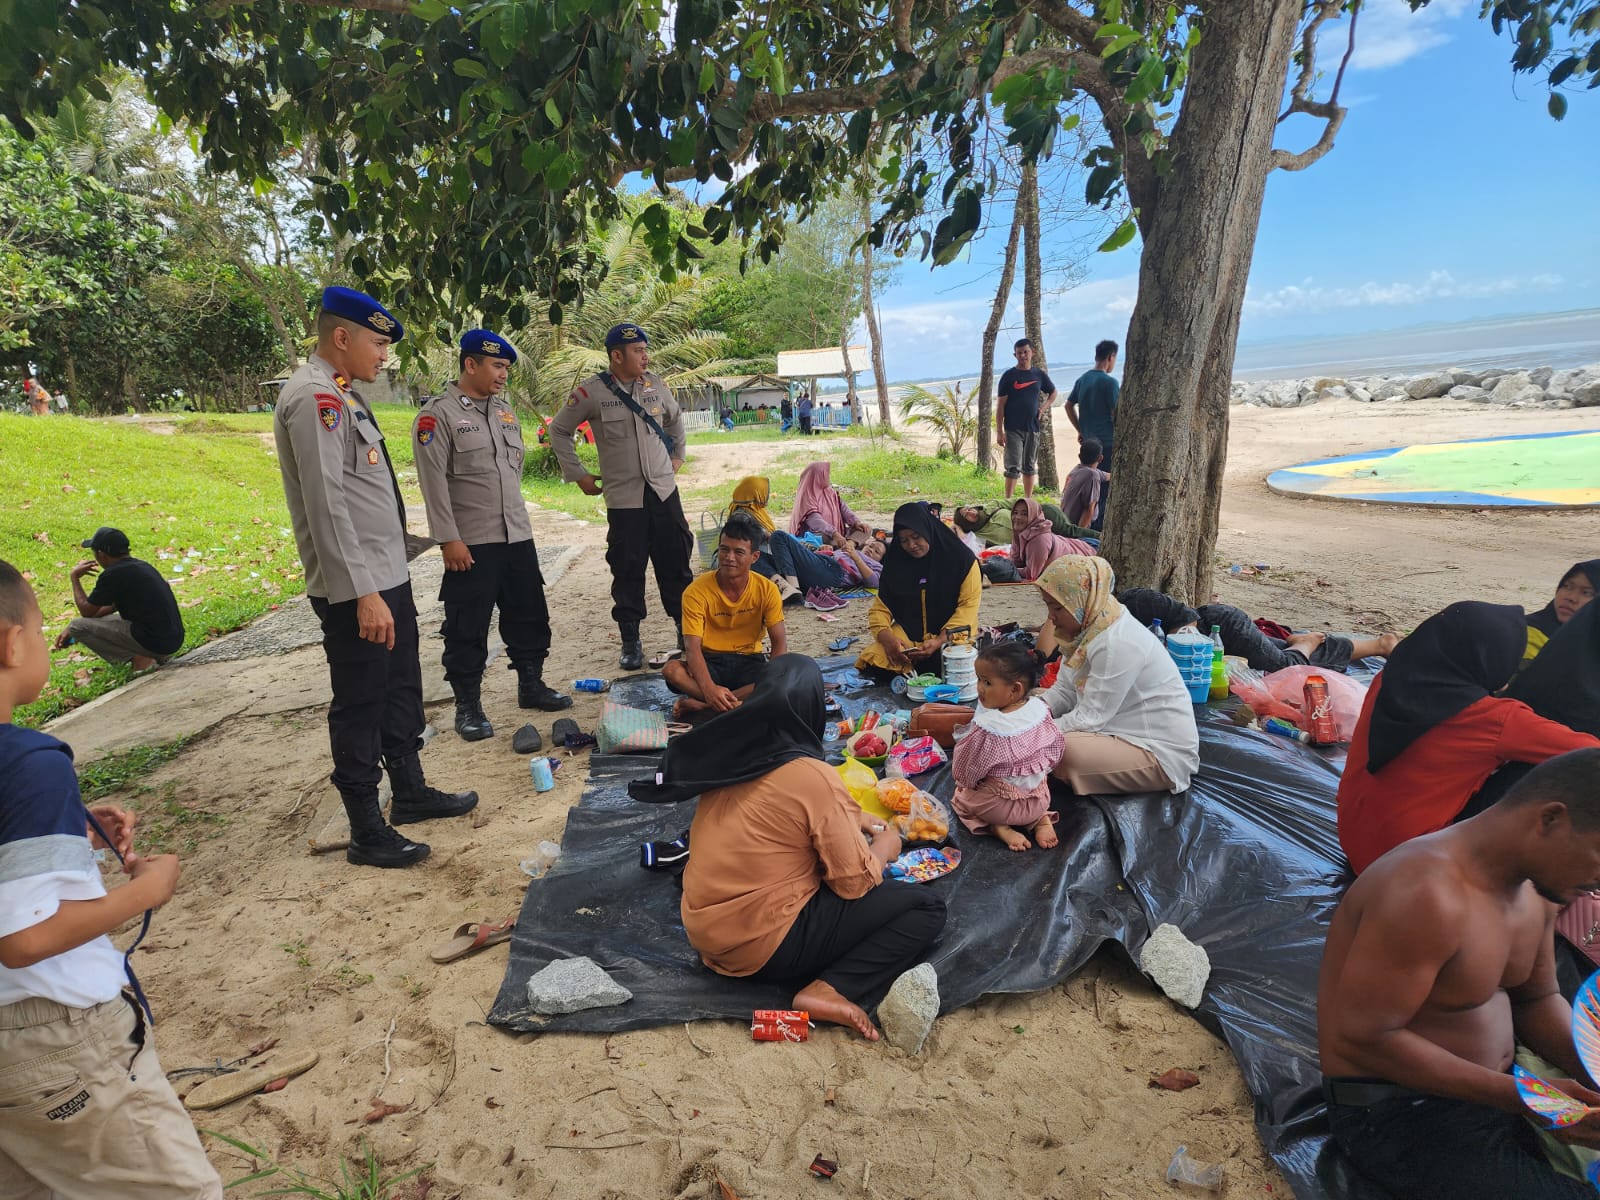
[1323,1076,1423,1107]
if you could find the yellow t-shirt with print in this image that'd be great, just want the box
[680,571,783,655]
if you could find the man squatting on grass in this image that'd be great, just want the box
[0,559,224,1198]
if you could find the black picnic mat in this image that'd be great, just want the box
[487,655,1384,1200]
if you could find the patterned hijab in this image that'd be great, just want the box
[1035,556,1125,672]
[789,461,847,535]
[730,476,775,532]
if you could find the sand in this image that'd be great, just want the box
[52,395,1599,1199]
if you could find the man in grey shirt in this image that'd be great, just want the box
[413,329,570,742]
[549,322,693,671]
[274,286,476,869]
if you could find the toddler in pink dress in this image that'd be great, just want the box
[951,642,1065,851]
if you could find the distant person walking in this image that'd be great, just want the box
[1064,340,1119,533]
[22,378,51,417]
[274,286,477,870]
[797,392,814,436]
[412,329,570,744]
[549,322,694,672]
[54,527,184,670]
[994,338,1056,500]
[780,393,794,432]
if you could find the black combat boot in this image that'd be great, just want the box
[451,677,494,741]
[342,786,431,869]
[514,662,572,711]
[619,623,644,672]
[386,754,478,824]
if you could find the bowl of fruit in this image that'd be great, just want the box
[845,721,895,771]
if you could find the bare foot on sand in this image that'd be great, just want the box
[991,823,1031,852]
[1033,815,1059,849]
[793,979,878,1040]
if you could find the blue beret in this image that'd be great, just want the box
[459,329,517,364]
[320,286,404,343]
[605,323,648,350]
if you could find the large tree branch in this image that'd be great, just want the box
[892,0,914,55]
[1271,0,1355,172]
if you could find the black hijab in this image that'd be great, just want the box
[1365,601,1527,774]
[1508,588,1600,738]
[876,501,977,642]
[1526,559,1600,639]
[628,655,827,804]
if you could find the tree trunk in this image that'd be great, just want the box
[1101,0,1302,602]
[977,199,1023,473]
[63,353,79,410]
[1019,163,1058,494]
[238,257,300,370]
[861,193,891,427]
[840,315,862,424]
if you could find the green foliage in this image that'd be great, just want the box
[900,383,979,461]
[75,737,190,801]
[207,1131,426,1200]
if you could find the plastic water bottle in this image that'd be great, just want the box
[1150,618,1166,646]
[1208,624,1229,701]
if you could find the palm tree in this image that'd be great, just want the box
[901,383,978,460]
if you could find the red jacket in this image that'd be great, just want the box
[1337,675,1599,874]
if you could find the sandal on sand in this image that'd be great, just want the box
[828,636,860,652]
[430,917,516,964]
[648,648,684,670]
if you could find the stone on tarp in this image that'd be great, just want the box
[1140,923,1211,1009]
[526,957,632,1015]
[878,963,940,1054]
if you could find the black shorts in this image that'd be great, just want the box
[667,651,769,695]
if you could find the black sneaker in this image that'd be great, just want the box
[346,826,432,868]
[390,787,479,824]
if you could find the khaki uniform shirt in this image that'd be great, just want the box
[550,369,684,509]
[411,383,532,546]
[273,353,409,604]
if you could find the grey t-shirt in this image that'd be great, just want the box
[1060,465,1109,527]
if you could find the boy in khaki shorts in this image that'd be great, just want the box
[0,559,221,1198]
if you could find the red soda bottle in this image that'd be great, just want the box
[1304,675,1337,746]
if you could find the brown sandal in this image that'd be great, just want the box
[429,917,516,964]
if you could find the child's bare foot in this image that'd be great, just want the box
[793,980,878,1040]
[1033,815,1059,849]
[991,823,1031,852]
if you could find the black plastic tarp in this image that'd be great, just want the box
[488,658,1382,1200]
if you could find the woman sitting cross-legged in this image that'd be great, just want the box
[855,502,982,681]
[1033,557,1199,797]
[642,656,947,1039]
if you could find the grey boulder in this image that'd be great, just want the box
[526,957,633,1015]
[878,963,940,1054]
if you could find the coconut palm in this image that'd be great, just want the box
[900,383,978,461]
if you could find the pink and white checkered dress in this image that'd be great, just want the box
[950,698,1065,834]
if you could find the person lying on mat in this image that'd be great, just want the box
[1005,498,1094,583]
[855,503,982,681]
[662,514,787,718]
[1115,588,1399,674]
[950,501,1095,549]
[1336,601,1598,876]
[755,528,883,607]
[1522,559,1598,667]
[662,655,946,1039]
[1318,749,1600,1200]
[1032,557,1198,796]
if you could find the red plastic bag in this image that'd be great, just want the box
[1226,663,1368,743]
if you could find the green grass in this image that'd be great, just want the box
[684,422,788,444]
[74,739,227,853]
[76,738,191,801]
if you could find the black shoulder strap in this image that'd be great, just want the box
[600,373,676,458]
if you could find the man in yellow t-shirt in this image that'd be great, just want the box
[663,514,788,717]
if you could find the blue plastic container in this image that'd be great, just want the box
[923,684,962,703]
[1166,631,1214,703]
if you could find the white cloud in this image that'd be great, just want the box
[1244,270,1562,317]
[1332,0,1471,72]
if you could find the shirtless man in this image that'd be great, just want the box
[1318,748,1600,1199]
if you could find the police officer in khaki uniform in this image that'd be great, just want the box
[413,330,571,742]
[550,322,693,671]
[273,286,477,869]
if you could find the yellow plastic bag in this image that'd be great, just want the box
[836,758,891,819]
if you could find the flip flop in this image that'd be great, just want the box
[183,1049,320,1111]
[429,916,516,964]
[648,649,684,670]
[828,636,860,652]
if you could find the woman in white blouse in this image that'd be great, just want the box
[1032,557,1199,795]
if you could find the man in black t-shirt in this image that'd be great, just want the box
[54,527,185,670]
[994,338,1057,500]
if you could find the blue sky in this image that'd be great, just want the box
[861,0,1599,382]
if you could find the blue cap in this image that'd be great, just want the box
[459,329,517,364]
[320,286,404,343]
[604,323,648,351]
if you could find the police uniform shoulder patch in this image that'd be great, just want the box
[315,395,342,431]
[416,414,436,446]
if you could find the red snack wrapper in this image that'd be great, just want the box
[751,1009,810,1042]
